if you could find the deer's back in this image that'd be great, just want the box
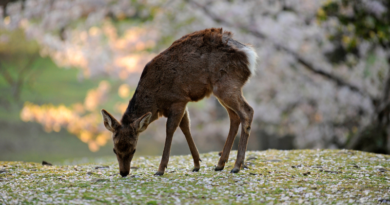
[139,28,253,104]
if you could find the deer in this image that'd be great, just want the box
[101,28,258,177]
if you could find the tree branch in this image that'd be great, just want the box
[13,53,39,100]
[0,62,14,85]
[187,0,376,102]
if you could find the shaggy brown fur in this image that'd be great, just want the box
[101,28,257,177]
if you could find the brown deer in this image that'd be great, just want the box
[101,28,257,177]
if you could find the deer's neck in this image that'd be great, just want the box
[120,86,156,126]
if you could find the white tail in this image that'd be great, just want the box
[239,46,258,75]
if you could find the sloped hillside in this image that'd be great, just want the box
[0,150,389,204]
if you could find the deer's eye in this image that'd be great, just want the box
[131,149,136,155]
[113,148,117,154]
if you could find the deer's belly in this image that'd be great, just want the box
[188,84,212,102]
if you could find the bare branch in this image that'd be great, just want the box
[187,0,376,102]
[0,62,14,85]
[12,53,39,100]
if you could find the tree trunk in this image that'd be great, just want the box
[346,56,390,154]
[346,123,388,153]
[1,1,8,18]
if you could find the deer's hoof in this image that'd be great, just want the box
[192,168,200,172]
[154,171,164,176]
[214,166,224,171]
[230,168,240,173]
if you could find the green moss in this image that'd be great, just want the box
[0,150,389,204]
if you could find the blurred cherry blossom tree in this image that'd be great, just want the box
[2,0,389,153]
[319,0,390,153]
[0,28,40,102]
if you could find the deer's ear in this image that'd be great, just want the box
[101,109,120,132]
[133,112,152,132]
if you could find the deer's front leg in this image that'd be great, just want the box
[154,104,186,176]
[179,109,201,172]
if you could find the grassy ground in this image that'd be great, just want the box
[1,150,389,204]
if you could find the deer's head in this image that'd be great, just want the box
[100,109,152,177]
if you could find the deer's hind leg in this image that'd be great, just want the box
[179,108,201,172]
[215,105,240,171]
[213,85,254,173]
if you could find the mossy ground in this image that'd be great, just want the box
[1,149,389,204]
